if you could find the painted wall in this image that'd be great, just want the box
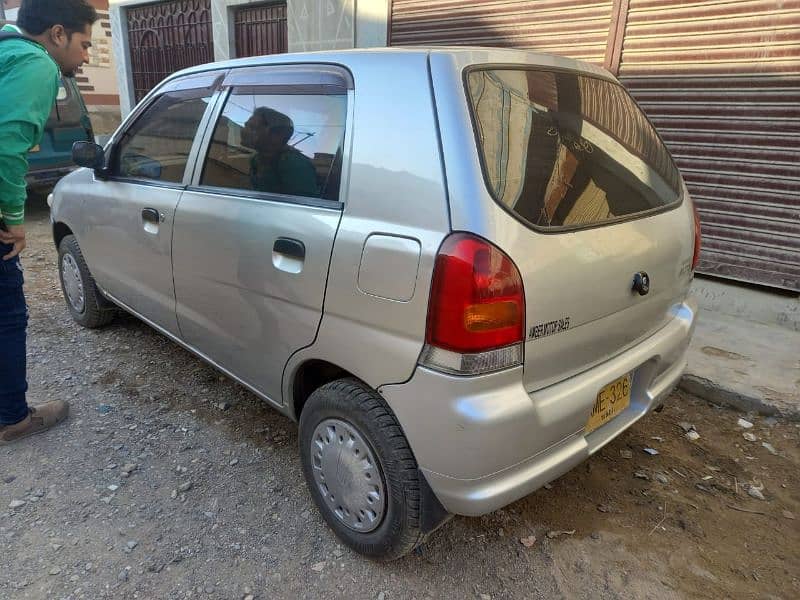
[215,0,387,58]
[287,0,354,52]
[355,0,388,48]
[79,3,121,106]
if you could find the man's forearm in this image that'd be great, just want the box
[0,154,30,225]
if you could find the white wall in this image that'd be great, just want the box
[287,0,354,52]
[355,0,389,48]
[108,0,135,116]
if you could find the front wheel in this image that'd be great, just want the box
[299,378,426,560]
[58,235,115,328]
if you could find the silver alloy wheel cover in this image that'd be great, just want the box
[311,418,386,533]
[61,253,85,313]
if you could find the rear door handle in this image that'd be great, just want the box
[141,208,160,224]
[273,237,305,260]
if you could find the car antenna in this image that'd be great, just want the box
[291,131,315,147]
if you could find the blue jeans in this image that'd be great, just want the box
[0,241,29,425]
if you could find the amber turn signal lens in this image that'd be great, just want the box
[463,301,520,332]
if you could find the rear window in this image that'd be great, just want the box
[466,68,682,229]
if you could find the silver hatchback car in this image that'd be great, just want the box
[52,48,699,560]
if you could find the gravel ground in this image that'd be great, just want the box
[1,201,798,600]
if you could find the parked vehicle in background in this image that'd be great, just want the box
[27,76,93,193]
[51,48,700,560]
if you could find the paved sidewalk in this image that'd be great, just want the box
[681,308,800,420]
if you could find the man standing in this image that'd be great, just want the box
[0,0,97,444]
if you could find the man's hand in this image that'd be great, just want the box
[0,224,26,260]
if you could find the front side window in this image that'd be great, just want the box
[113,89,212,183]
[200,89,347,201]
[466,68,682,229]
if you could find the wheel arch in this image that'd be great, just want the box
[52,221,74,250]
[289,359,358,422]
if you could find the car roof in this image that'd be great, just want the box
[167,46,616,85]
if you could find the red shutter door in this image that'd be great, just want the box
[390,0,800,291]
[390,0,615,65]
[618,1,800,291]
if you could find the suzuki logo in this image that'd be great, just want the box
[632,271,650,296]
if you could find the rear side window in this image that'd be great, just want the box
[466,68,681,229]
[200,89,346,201]
[113,89,212,184]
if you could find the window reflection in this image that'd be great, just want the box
[468,69,681,229]
[241,107,318,196]
[201,91,346,201]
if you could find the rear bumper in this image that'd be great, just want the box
[380,297,697,516]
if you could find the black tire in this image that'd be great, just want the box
[57,235,116,328]
[299,378,424,560]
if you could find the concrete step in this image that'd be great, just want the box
[681,308,800,420]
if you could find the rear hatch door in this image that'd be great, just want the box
[463,67,695,391]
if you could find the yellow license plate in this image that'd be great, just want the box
[585,373,632,433]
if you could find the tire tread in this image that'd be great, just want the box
[58,235,115,328]
[299,378,426,560]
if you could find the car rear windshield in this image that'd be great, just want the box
[466,68,682,230]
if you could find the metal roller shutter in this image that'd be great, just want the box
[618,1,800,291]
[390,0,615,65]
[390,0,799,291]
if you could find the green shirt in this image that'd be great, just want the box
[250,146,319,198]
[0,24,60,225]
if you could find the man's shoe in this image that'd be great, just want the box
[0,400,70,445]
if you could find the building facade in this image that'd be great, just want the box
[388,1,800,293]
[100,1,798,293]
[109,0,388,113]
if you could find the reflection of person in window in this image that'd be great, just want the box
[240,107,318,197]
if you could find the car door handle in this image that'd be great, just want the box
[141,208,160,224]
[273,237,305,260]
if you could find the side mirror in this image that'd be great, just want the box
[72,141,105,170]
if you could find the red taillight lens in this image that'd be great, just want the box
[426,234,525,353]
[692,203,702,271]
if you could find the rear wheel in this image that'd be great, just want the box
[58,235,116,328]
[299,378,425,560]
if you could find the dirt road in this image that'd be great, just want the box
[1,203,798,599]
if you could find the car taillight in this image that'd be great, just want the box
[692,203,702,271]
[420,233,525,376]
